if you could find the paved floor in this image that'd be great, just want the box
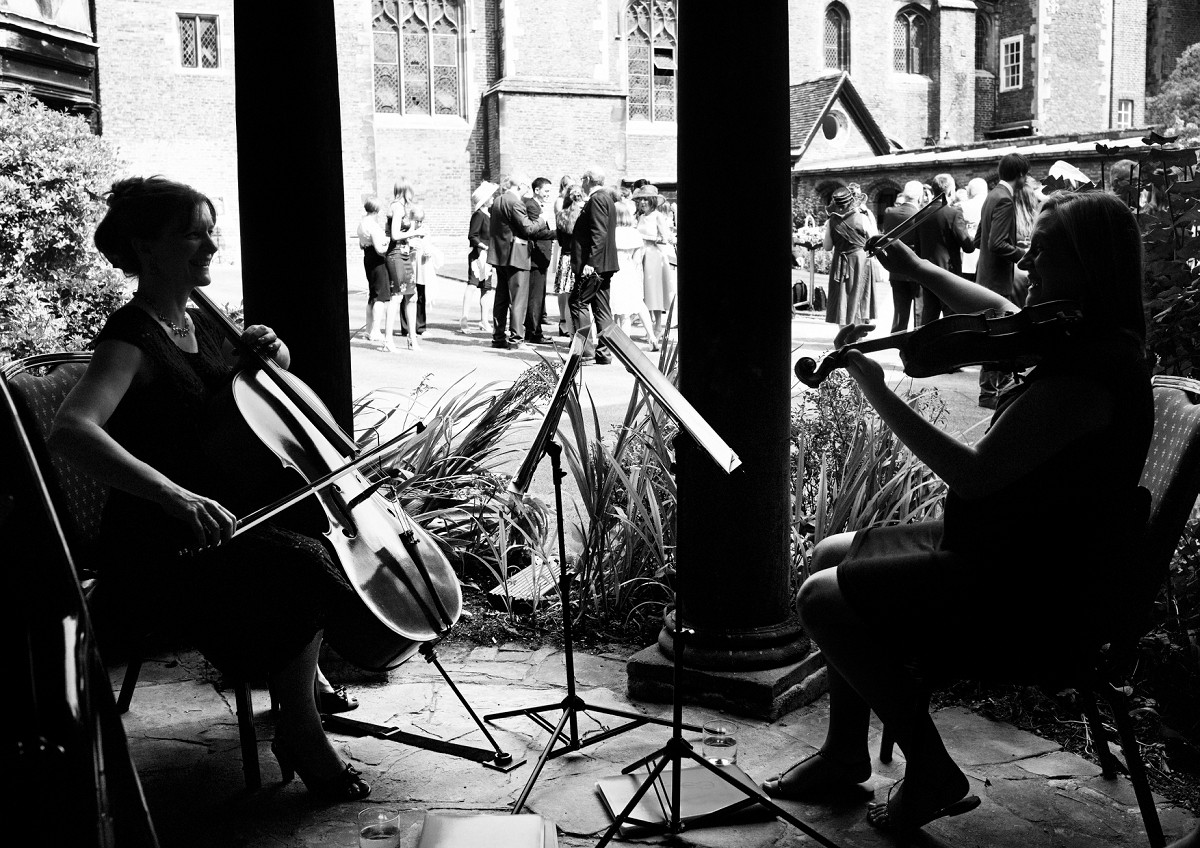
[118,641,1197,848]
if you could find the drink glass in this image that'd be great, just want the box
[701,719,738,766]
[358,808,401,848]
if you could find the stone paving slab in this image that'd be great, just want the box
[115,645,1197,848]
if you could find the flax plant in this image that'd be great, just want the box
[790,371,948,590]
[353,361,559,609]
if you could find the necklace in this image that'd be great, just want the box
[135,292,190,337]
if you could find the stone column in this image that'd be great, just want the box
[626,0,821,720]
[233,0,353,432]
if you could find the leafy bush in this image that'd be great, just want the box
[0,90,128,363]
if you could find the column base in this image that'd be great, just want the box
[626,644,828,721]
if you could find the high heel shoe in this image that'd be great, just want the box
[272,740,371,802]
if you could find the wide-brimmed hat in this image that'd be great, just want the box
[471,181,499,211]
[826,187,855,215]
[631,184,660,201]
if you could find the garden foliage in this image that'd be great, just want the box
[1,91,127,363]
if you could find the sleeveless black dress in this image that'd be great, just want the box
[93,304,356,678]
[835,332,1153,680]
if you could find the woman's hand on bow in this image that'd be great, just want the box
[162,485,237,548]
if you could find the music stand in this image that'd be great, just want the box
[485,330,697,814]
[591,325,843,848]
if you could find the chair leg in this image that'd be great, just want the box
[116,655,143,714]
[233,680,261,790]
[1101,682,1165,848]
[1081,689,1122,777]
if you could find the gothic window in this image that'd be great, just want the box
[1000,35,1023,91]
[975,11,996,73]
[178,14,219,69]
[372,0,463,116]
[627,0,677,122]
[892,6,929,76]
[823,4,850,72]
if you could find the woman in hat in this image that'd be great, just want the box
[632,184,676,340]
[822,185,876,327]
[461,180,498,333]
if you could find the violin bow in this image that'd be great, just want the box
[866,192,947,257]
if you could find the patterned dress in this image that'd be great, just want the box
[92,304,356,678]
[824,211,876,325]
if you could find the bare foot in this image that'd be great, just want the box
[761,749,872,800]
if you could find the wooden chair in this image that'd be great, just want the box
[877,375,1200,848]
[1,353,262,789]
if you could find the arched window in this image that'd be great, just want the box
[975,10,996,73]
[824,3,850,71]
[627,0,677,122]
[892,6,929,75]
[372,0,463,116]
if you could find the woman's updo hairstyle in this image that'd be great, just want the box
[1035,189,1145,343]
[94,176,215,275]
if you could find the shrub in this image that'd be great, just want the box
[0,90,127,363]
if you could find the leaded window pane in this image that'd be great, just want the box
[628,38,651,120]
[403,27,430,114]
[910,17,927,75]
[375,64,400,113]
[893,18,906,72]
[199,18,219,68]
[824,6,848,71]
[179,16,197,67]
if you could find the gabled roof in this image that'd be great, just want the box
[789,71,890,159]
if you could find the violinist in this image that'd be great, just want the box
[49,176,370,802]
[764,190,1152,834]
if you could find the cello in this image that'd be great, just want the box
[189,288,460,672]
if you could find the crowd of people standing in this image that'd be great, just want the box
[816,153,1051,409]
[356,169,676,366]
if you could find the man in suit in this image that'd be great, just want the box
[523,176,556,344]
[880,181,925,332]
[973,152,1029,408]
[916,173,975,325]
[487,175,548,349]
[570,166,619,364]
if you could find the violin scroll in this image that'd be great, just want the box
[794,354,838,389]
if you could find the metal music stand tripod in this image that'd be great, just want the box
[590,326,844,848]
[483,332,696,814]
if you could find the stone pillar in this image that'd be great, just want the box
[233,0,353,432]
[934,0,979,146]
[626,0,823,720]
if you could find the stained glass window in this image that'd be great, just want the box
[824,4,850,72]
[893,7,929,75]
[372,0,462,116]
[178,14,219,70]
[627,1,677,122]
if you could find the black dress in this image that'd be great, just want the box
[835,333,1153,679]
[93,304,356,678]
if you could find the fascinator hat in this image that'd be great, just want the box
[472,181,499,211]
[826,187,856,216]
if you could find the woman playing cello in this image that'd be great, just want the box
[49,176,369,801]
[765,190,1152,833]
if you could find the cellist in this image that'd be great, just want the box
[50,176,370,802]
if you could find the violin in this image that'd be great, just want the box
[189,288,460,672]
[794,300,1084,388]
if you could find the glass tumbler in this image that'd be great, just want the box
[358,808,401,848]
[701,719,738,766]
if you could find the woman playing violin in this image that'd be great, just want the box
[764,190,1152,833]
[49,176,369,801]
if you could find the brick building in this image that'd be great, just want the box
[5,0,1198,273]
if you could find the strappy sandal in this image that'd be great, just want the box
[272,741,371,802]
[316,685,358,715]
[866,777,980,832]
[761,750,872,800]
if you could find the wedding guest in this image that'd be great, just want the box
[823,186,876,327]
[462,180,498,334]
[632,184,676,339]
[356,195,390,344]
